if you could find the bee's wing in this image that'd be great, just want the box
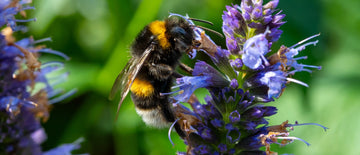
[109,44,155,120]
[109,58,134,100]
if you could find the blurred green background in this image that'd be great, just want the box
[26,0,360,154]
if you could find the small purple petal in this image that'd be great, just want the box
[44,138,85,155]
[226,123,241,143]
[230,79,239,89]
[230,58,243,68]
[251,5,262,20]
[229,110,241,123]
[263,0,279,10]
[218,143,227,152]
[242,33,270,69]
[210,118,224,128]
[194,145,211,154]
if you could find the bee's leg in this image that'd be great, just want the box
[159,100,186,138]
[179,62,193,74]
[172,72,183,78]
[172,63,193,78]
[164,109,186,138]
[148,63,173,80]
[174,121,186,138]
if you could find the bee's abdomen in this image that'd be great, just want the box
[135,107,170,128]
[131,89,174,128]
[130,77,176,128]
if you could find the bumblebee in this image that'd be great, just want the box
[109,17,196,137]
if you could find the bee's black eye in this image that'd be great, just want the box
[170,27,190,52]
[170,27,187,37]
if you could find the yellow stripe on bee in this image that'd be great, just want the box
[130,78,154,97]
[149,21,171,49]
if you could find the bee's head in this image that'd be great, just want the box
[166,18,194,53]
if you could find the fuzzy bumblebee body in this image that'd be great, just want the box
[110,17,194,137]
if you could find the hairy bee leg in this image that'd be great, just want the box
[147,63,173,80]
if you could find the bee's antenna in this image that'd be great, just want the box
[192,25,224,38]
[188,18,213,25]
[169,13,223,38]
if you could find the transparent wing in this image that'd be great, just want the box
[109,44,155,120]
[109,58,134,100]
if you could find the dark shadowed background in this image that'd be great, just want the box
[27,0,360,154]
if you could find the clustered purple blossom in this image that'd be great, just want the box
[0,0,82,154]
[170,0,327,154]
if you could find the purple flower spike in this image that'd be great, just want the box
[1,1,83,154]
[172,1,324,154]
